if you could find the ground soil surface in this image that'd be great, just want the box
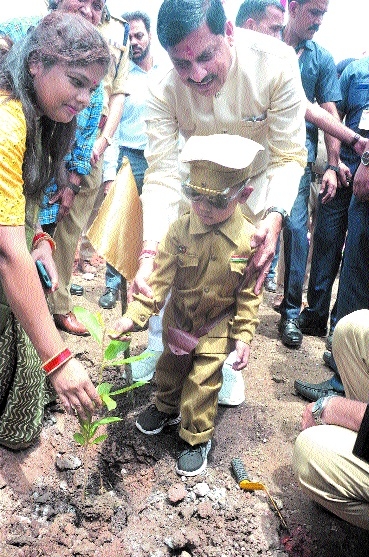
[1,262,369,557]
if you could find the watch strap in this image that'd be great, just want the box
[263,206,288,226]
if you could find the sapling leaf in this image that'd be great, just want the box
[74,432,87,445]
[108,352,155,366]
[91,434,108,445]
[104,339,130,361]
[94,416,123,426]
[109,381,147,397]
[73,306,103,344]
[97,382,113,396]
[100,394,117,411]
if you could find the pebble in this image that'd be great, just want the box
[55,454,82,471]
[168,483,188,504]
[193,482,209,497]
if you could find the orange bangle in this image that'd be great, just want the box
[32,232,56,253]
[42,348,73,375]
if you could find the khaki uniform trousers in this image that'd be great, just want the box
[48,158,103,315]
[155,347,228,447]
[294,310,369,529]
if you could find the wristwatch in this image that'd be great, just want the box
[311,396,336,425]
[263,206,288,226]
[361,151,369,166]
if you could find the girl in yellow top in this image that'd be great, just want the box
[0,12,111,448]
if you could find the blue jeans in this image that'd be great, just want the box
[303,185,352,329]
[280,165,312,320]
[105,147,148,291]
[336,195,369,321]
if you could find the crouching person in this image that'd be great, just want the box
[110,134,263,476]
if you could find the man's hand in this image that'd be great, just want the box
[246,212,282,295]
[301,401,316,430]
[233,340,250,370]
[320,168,337,203]
[337,160,352,188]
[128,257,154,302]
[353,162,369,202]
[49,187,76,222]
[108,316,134,340]
[91,135,109,166]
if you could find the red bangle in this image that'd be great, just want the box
[32,232,56,253]
[42,348,73,375]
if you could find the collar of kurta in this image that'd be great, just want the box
[188,205,245,246]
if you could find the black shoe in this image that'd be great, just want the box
[294,378,345,402]
[135,404,181,435]
[176,440,212,477]
[98,288,118,309]
[278,318,303,348]
[326,328,334,351]
[264,277,277,293]
[298,312,327,337]
[323,350,338,374]
[70,283,84,296]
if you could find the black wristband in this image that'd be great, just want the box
[325,164,340,173]
[66,182,81,194]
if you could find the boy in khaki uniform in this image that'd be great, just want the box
[111,134,263,476]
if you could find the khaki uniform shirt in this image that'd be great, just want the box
[141,29,307,241]
[98,14,130,117]
[125,206,262,352]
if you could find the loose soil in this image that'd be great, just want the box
[1,263,369,557]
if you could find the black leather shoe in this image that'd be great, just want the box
[326,328,334,351]
[70,283,84,296]
[99,288,118,309]
[294,378,345,402]
[298,312,327,337]
[278,318,303,348]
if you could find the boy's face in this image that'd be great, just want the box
[191,183,252,226]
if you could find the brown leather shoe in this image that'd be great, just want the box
[53,312,90,336]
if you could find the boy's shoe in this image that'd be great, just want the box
[130,349,162,382]
[135,404,181,435]
[176,440,212,477]
[218,351,245,406]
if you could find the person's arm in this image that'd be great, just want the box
[301,396,367,431]
[318,101,340,203]
[306,100,367,155]
[353,141,369,202]
[0,225,101,417]
[128,78,186,301]
[90,92,125,165]
[247,48,307,294]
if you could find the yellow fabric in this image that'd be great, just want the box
[141,28,307,242]
[125,205,262,346]
[87,157,143,282]
[0,94,26,226]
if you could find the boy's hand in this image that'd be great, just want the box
[233,341,250,370]
[108,317,135,340]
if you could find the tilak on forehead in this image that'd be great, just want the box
[185,45,195,57]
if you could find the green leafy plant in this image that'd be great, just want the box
[72,306,151,498]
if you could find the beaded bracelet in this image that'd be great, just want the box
[32,232,56,253]
[138,249,157,261]
[42,348,73,375]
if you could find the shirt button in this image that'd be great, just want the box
[214,230,220,235]
[211,254,217,261]
[139,315,146,322]
[204,286,210,293]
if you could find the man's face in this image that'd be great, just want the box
[129,19,151,64]
[167,22,233,97]
[290,0,329,41]
[55,0,105,27]
[254,6,284,38]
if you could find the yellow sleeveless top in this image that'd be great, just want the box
[0,94,26,226]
